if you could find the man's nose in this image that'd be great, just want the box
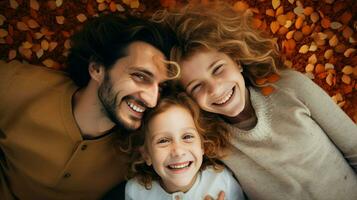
[139,84,159,108]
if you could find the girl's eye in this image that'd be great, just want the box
[213,64,224,75]
[157,138,169,144]
[183,134,195,141]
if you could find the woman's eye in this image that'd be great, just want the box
[213,64,224,75]
[191,83,202,95]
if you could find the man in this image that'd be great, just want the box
[0,14,177,199]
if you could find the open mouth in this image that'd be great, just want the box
[213,86,235,106]
[167,161,193,170]
[126,99,145,113]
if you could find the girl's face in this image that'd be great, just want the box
[179,49,246,117]
[143,105,203,193]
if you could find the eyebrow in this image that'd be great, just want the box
[185,59,221,91]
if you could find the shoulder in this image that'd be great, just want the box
[275,69,313,89]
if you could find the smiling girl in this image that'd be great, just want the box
[125,93,245,200]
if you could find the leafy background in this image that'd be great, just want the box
[0,0,356,122]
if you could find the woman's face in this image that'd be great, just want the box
[179,49,246,117]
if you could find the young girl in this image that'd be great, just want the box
[125,93,245,200]
[154,2,357,200]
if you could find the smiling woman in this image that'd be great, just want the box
[154,2,357,199]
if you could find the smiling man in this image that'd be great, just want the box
[0,14,177,200]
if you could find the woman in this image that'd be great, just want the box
[154,2,357,199]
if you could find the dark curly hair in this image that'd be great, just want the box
[66,14,177,87]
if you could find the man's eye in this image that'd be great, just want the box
[132,73,148,82]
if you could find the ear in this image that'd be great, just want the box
[88,62,105,83]
[139,146,152,166]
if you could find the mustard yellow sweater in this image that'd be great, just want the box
[0,61,128,200]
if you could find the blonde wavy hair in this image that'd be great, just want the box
[126,92,231,189]
[152,1,284,86]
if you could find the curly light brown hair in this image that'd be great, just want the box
[152,1,285,86]
[127,92,231,189]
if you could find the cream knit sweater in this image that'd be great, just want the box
[222,69,357,200]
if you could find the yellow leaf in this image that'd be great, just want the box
[9,0,19,9]
[272,0,280,10]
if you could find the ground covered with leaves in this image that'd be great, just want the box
[0,0,356,122]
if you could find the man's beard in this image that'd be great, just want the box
[97,73,137,131]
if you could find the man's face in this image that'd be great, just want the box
[98,41,168,130]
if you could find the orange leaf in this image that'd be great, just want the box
[261,86,275,96]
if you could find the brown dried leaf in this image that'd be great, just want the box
[8,49,16,60]
[109,1,117,12]
[64,39,71,49]
[41,39,49,51]
[341,75,351,84]
[10,0,19,9]
[295,16,304,29]
[270,21,280,34]
[0,29,8,38]
[310,12,319,23]
[321,18,331,29]
[299,44,309,54]
[17,21,29,31]
[34,32,44,39]
[266,9,275,17]
[330,22,342,30]
[30,0,40,10]
[116,4,125,12]
[276,6,284,16]
[98,3,107,11]
[303,7,314,16]
[342,65,353,75]
[272,0,281,10]
[308,54,317,64]
[49,41,58,51]
[340,12,352,25]
[328,35,338,47]
[233,1,249,13]
[36,48,44,58]
[324,49,333,59]
[286,30,295,39]
[344,48,356,57]
[305,63,314,72]
[342,27,353,39]
[47,0,57,10]
[22,41,33,49]
[277,15,287,26]
[42,59,60,69]
[315,64,325,74]
[76,13,87,23]
[56,0,63,7]
[27,19,40,29]
[326,73,333,86]
[130,0,140,8]
[0,15,6,26]
[56,16,65,25]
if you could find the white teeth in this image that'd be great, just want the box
[215,89,234,105]
[127,101,145,113]
[169,162,190,169]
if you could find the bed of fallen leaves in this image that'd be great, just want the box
[0,0,356,123]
